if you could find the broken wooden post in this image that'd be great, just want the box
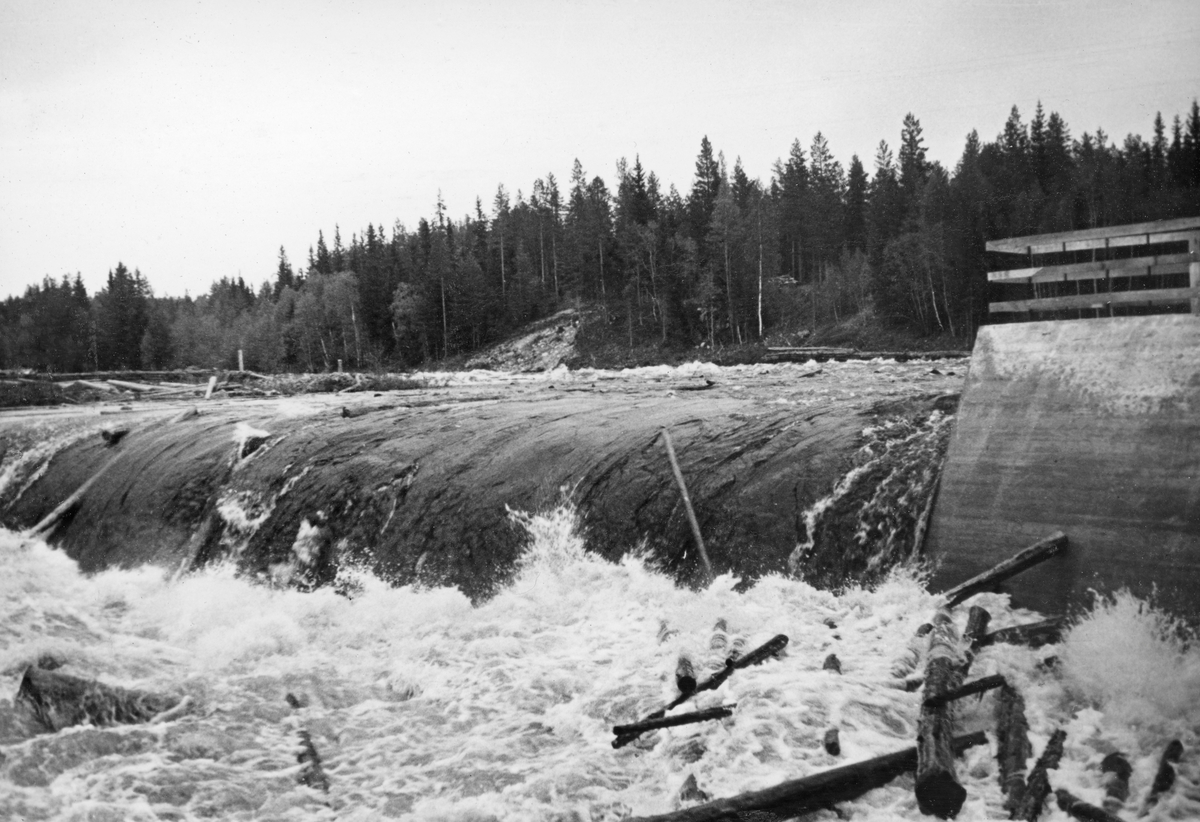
[980,617,1067,649]
[1014,728,1066,822]
[1140,739,1183,817]
[942,532,1067,607]
[660,428,713,584]
[1055,788,1124,822]
[16,666,182,732]
[1099,752,1131,815]
[915,607,968,818]
[995,683,1032,813]
[626,732,987,822]
[612,704,736,747]
[962,606,991,655]
[922,674,1006,710]
[823,728,841,756]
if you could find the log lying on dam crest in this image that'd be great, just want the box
[0,367,960,598]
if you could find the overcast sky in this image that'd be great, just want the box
[2,0,1197,299]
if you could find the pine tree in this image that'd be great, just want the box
[898,113,930,212]
[845,154,868,252]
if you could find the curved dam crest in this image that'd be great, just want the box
[0,362,962,598]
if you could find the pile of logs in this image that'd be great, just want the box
[763,347,969,364]
[625,529,1188,822]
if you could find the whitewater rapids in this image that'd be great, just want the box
[1,505,1198,821]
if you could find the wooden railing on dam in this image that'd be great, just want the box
[987,216,1200,318]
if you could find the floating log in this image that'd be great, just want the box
[612,704,736,746]
[995,683,1033,813]
[16,666,182,732]
[100,427,129,446]
[1139,739,1183,817]
[980,617,1067,649]
[106,379,174,393]
[915,607,969,818]
[676,655,697,695]
[626,731,987,822]
[923,674,1007,710]
[892,622,935,679]
[822,653,842,674]
[616,635,788,746]
[1055,789,1125,822]
[824,728,841,756]
[1014,728,1066,822]
[942,532,1068,607]
[660,428,713,583]
[1099,752,1131,814]
[675,380,717,391]
[297,729,330,792]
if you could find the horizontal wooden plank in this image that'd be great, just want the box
[987,253,1194,283]
[989,286,1200,313]
[986,217,1200,255]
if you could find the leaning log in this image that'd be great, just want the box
[980,617,1067,649]
[1014,729,1066,822]
[994,683,1032,813]
[1139,739,1183,817]
[16,666,182,732]
[915,607,968,818]
[942,532,1068,607]
[1055,789,1124,822]
[612,704,736,747]
[626,732,987,822]
[660,428,713,583]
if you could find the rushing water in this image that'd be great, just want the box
[1,501,1198,822]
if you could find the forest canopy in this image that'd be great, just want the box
[4,100,1199,373]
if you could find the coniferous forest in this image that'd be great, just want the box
[4,102,1200,374]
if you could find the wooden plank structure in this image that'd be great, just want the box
[986,216,1200,318]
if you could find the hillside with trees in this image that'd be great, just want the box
[4,101,1199,373]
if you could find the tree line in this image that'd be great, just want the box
[3,100,1199,373]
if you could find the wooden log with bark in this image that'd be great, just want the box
[915,607,969,818]
[16,666,182,732]
[962,606,991,655]
[995,683,1033,813]
[1055,788,1125,822]
[942,532,1067,607]
[615,635,788,747]
[612,704,736,747]
[625,732,987,822]
[660,428,713,583]
[676,655,697,694]
[980,617,1067,649]
[1014,728,1066,822]
[1139,739,1183,816]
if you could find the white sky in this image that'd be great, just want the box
[2,0,1198,299]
